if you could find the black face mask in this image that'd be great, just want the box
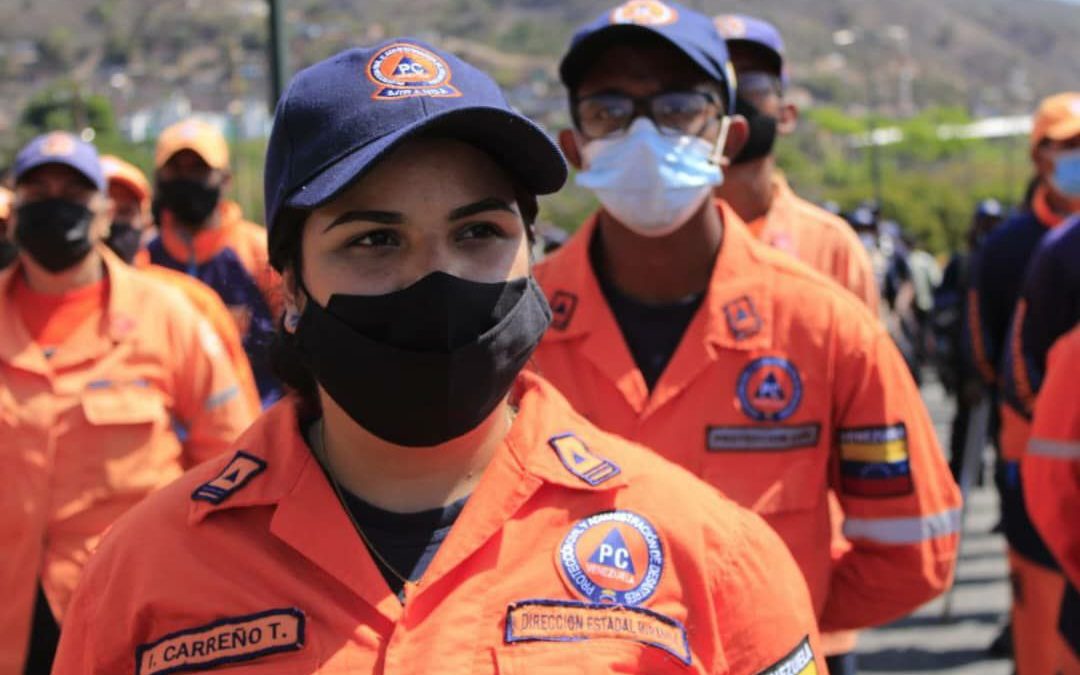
[156,178,221,226]
[732,96,779,166]
[15,199,96,272]
[105,221,142,264]
[295,271,552,447]
[0,238,16,270]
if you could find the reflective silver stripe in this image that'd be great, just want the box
[843,508,962,545]
[1028,438,1080,460]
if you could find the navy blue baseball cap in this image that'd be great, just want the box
[14,131,106,192]
[713,14,786,81]
[559,0,736,112]
[264,39,567,238]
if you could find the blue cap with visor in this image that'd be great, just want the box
[264,39,567,240]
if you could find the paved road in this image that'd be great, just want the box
[858,375,1013,674]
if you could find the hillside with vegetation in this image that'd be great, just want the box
[1,0,1077,250]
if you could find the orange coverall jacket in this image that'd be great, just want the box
[1023,325,1080,590]
[139,263,261,413]
[0,248,257,672]
[741,175,880,314]
[53,373,825,674]
[532,204,961,633]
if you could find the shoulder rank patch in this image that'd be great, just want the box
[135,608,305,675]
[549,290,578,331]
[757,636,817,675]
[839,423,912,498]
[191,451,267,505]
[549,433,620,486]
[723,295,763,341]
[557,510,663,606]
[506,599,691,665]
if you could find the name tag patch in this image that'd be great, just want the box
[706,424,821,451]
[506,599,691,665]
[839,424,913,498]
[757,635,817,675]
[136,608,305,675]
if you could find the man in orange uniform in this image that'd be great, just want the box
[1023,325,1080,674]
[0,186,16,270]
[711,16,878,668]
[53,40,825,673]
[1,131,257,673]
[713,14,879,315]
[535,0,961,656]
[149,119,282,406]
[102,154,261,413]
[972,92,1080,674]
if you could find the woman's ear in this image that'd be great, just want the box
[281,267,307,333]
[558,129,583,170]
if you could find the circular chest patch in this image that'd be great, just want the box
[557,510,664,606]
[737,356,803,422]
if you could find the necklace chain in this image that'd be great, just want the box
[314,420,414,588]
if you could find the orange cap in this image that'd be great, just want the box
[1031,92,1080,149]
[155,118,230,170]
[100,154,151,206]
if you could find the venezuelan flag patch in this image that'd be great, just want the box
[839,423,913,498]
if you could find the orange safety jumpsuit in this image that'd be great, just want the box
[0,248,257,672]
[740,174,880,314]
[533,203,962,634]
[138,263,261,413]
[1023,325,1080,674]
[739,173,880,657]
[53,372,826,674]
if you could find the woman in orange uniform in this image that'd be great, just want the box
[53,41,824,674]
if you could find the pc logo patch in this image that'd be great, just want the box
[366,43,462,100]
[737,356,803,422]
[610,0,679,26]
[557,510,664,606]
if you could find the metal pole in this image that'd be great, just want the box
[863,55,883,204]
[268,0,288,110]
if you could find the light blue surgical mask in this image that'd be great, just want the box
[575,117,728,237]
[1051,149,1080,198]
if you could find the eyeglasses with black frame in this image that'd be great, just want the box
[735,71,784,103]
[572,89,724,140]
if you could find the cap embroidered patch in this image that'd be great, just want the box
[40,132,77,157]
[714,15,747,38]
[557,510,663,606]
[366,43,462,100]
[736,356,802,422]
[549,433,621,486]
[505,599,691,665]
[135,608,305,675]
[610,0,678,26]
[191,451,267,504]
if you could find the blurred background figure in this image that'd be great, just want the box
[0,131,255,673]
[933,199,1004,481]
[147,118,282,407]
[0,186,16,270]
[101,154,261,413]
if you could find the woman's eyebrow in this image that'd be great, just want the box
[447,197,515,221]
[323,209,404,232]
